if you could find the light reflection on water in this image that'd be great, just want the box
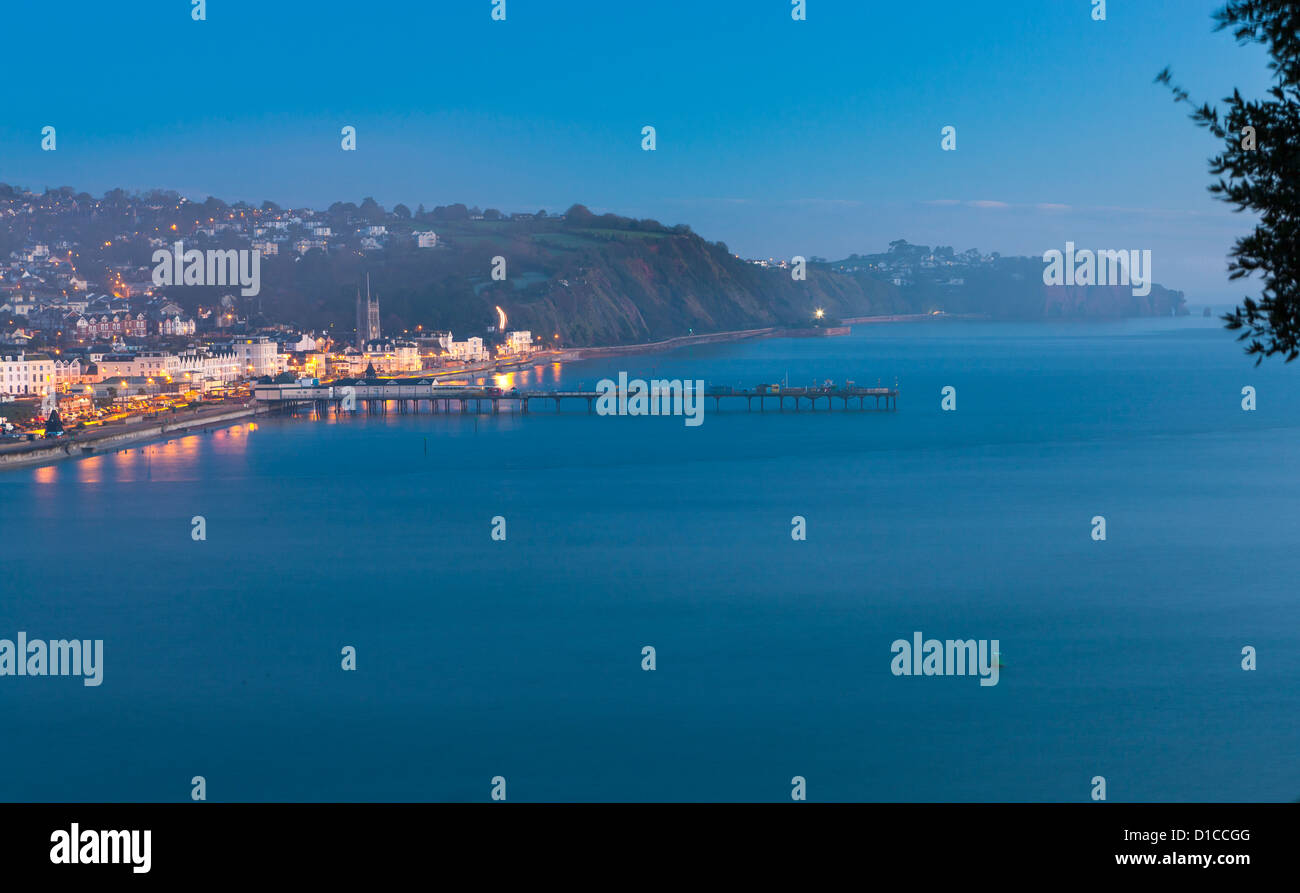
[26,424,251,487]
[3,322,1300,801]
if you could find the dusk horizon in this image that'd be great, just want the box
[0,0,1280,304]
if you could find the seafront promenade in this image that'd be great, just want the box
[0,402,264,471]
[0,315,939,472]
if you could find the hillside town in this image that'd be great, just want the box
[0,186,543,438]
[0,184,1188,440]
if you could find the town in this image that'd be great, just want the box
[0,186,549,439]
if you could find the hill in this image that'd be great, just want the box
[0,187,1188,346]
[264,212,1186,345]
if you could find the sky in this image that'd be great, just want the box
[0,0,1278,302]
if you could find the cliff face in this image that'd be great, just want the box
[1038,283,1186,318]
[258,215,1187,346]
[0,188,1189,348]
[846,255,1187,324]
[490,235,903,346]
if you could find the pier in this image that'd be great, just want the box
[252,378,899,415]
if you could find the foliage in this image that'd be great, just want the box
[1158,0,1300,361]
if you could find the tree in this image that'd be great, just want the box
[564,203,595,224]
[1158,0,1300,362]
[433,203,469,221]
[393,203,411,219]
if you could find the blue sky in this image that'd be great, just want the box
[0,0,1276,301]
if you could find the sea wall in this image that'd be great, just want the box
[0,406,262,472]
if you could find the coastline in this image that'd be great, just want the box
[839,312,989,324]
[0,403,265,472]
[567,327,776,359]
[564,313,987,360]
[2,313,973,473]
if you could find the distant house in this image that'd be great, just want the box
[53,357,83,390]
[287,333,319,352]
[158,316,196,336]
[503,330,532,354]
[420,331,453,352]
[75,312,148,339]
[448,336,488,363]
[122,280,157,299]
[362,339,421,373]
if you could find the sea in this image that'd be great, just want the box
[2,316,1298,802]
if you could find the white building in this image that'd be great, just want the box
[448,337,488,363]
[0,352,56,397]
[363,340,422,373]
[204,349,240,384]
[233,337,282,378]
[53,358,83,391]
[96,351,180,380]
[503,331,532,354]
[175,348,240,388]
[414,231,438,248]
[158,316,196,336]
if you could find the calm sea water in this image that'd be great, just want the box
[3,317,1298,802]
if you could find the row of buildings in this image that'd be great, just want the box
[0,341,258,399]
[0,189,531,411]
[2,292,198,344]
[1,324,536,401]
